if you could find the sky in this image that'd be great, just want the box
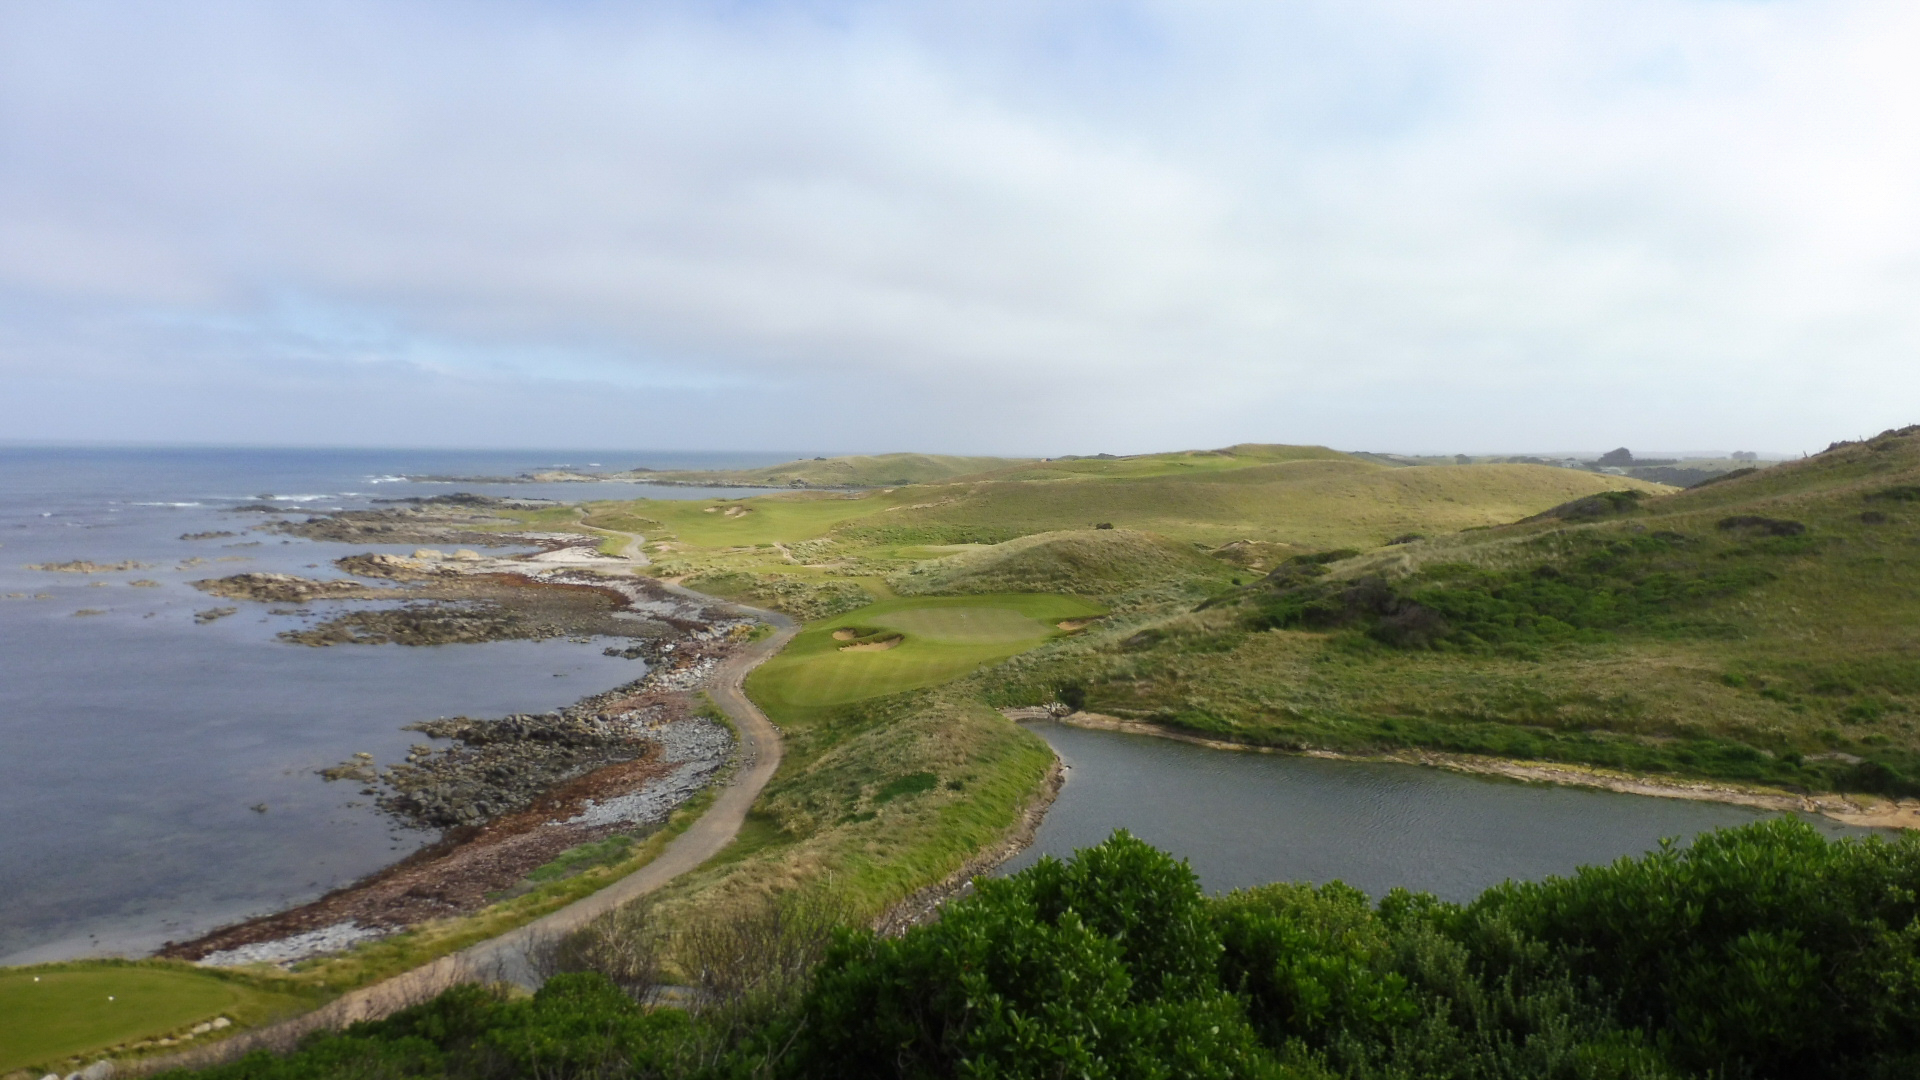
[1,0,1917,456]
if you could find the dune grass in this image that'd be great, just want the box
[970,442,1355,481]
[639,687,1057,928]
[574,445,1662,566]
[887,528,1237,601]
[980,427,1920,797]
[587,489,922,550]
[748,594,1104,717]
[635,452,1034,489]
[853,459,1672,550]
[0,962,317,1073]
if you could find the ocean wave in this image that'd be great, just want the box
[132,501,205,507]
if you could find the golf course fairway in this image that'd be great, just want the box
[746,594,1104,715]
[0,963,311,1073]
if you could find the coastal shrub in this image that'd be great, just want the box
[167,823,1920,1080]
[872,771,939,802]
[1242,531,1774,652]
[1469,817,1920,1079]
[1525,489,1646,523]
[1687,466,1758,488]
[682,571,873,620]
[1716,515,1807,537]
[789,832,1281,1079]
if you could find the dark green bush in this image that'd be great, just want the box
[1244,532,1774,652]
[1470,817,1920,1080]
[170,823,1920,1080]
[790,831,1281,1079]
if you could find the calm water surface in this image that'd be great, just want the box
[0,446,789,963]
[1006,721,1889,900]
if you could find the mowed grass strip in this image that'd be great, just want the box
[748,594,1103,715]
[0,963,309,1072]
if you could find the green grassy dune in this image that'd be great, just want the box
[628,452,1032,489]
[982,426,1920,796]
[886,528,1235,600]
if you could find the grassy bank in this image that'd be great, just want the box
[640,595,1100,926]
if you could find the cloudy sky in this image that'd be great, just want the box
[2,1,1916,455]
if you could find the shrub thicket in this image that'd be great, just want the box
[168,821,1920,1080]
[1244,531,1780,652]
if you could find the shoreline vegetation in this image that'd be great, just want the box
[14,433,1920,1075]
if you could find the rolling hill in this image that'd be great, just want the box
[622,453,1032,489]
[983,427,1920,798]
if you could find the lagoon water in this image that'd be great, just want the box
[0,446,786,964]
[1006,720,1889,900]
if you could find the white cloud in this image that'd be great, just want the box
[1,0,1916,452]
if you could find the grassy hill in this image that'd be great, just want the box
[518,445,1684,942]
[624,453,1032,488]
[968,443,1355,481]
[846,457,1671,550]
[886,528,1235,600]
[583,449,1668,620]
[981,426,1920,797]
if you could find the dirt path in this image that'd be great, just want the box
[134,594,798,1074]
[570,524,651,566]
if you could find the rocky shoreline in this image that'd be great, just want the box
[152,498,760,968]
[159,622,752,967]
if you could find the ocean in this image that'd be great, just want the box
[0,446,785,964]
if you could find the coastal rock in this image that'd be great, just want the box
[279,601,547,647]
[191,573,374,603]
[197,920,383,967]
[27,560,148,573]
[329,631,743,831]
[564,718,733,828]
[193,607,238,624]
[270,504,529,546]
[336,552,440,580]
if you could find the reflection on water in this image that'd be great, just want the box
[1005,721,1888,901]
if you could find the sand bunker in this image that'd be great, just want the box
[1057,619,1097,631]
[839,635,903,652]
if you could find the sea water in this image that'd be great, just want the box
[0,446,785,963]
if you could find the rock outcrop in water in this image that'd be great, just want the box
[190,572,380,603]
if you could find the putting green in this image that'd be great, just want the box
[0,964,260,1071]
[748,594,1103,715]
